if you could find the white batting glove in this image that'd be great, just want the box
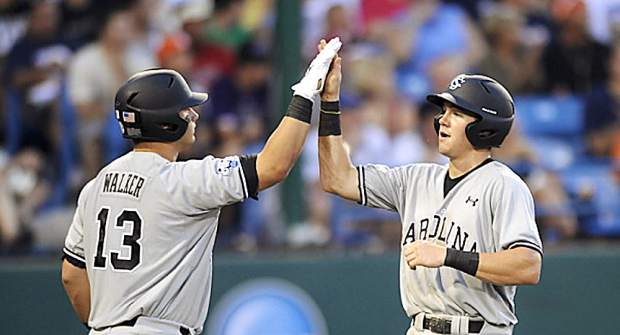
[292,37,342,100]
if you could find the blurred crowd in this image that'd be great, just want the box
[2,0,620,256]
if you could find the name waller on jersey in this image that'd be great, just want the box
[102,172,145,198]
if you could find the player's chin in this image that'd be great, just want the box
[437,141,450,155]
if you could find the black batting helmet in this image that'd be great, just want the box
[114,69,208,142]
[427,74,515,149]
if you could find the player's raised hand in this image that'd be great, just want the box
[291,37,342,100]
[318,39,342,102]
[404,241,448,270]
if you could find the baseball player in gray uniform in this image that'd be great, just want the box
[61,38,342,334]
[318,69,542,335]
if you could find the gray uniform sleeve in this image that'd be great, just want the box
[492,175,543,256]
[358,164,406,212]
[63,181,94,268]
[161,155,250,211]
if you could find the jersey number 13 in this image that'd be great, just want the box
[93,207,143,271]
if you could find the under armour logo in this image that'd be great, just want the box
[449,74,467,90]
[465,196,479,207]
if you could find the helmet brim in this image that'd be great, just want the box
[427,92,455,107]
[426,92,480,119]
[182,92,209,109]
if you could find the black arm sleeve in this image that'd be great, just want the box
[240,155,259,199]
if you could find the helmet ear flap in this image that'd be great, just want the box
[478,129,497,140]
[465,118,486,149]
[466,120,501,149]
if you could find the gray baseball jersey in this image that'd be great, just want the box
[357,160,542,327]
[63,151,257,332]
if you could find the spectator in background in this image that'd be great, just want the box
[324,4,357,45]
[499,0,554,41]
[193,0,249,86]
[60,0,107,48]
[374,0,486,101]
[178,0,213,44]
[68,6,154,181]
[203,0,250,50]
[359,0,406,34]
[157,32,194,77]
[493,128,578,241]
[177,0,214,89]
[303,1,360,59]
[0,149,50,252]
[3,0,72,157]
[0,0,29,65]
[206,40,270,156]
[476,3,544,94]
[239,0,273,33]
[0,0,30,146]
[584,0,620,45]
[383,100,426,167]
[345,47,397,163]
[585,43,620,157]
[125,0,163,70]
[542,0,610,93]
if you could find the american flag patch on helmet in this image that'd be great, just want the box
[122,111,136,123]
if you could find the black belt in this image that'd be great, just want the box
[416,315,484,334]
[93,315,191,334]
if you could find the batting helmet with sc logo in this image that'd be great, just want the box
[427,74,515,149]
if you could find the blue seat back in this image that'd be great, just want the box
[561,162,620,236]
[514,96,584,137]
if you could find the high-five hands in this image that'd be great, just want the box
[292,37,342,100]
[318,39,342,102]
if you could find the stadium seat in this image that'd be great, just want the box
[528,136,577,172]
[560,161,620,237]
[330,196,399,246]
[514,95,584,137]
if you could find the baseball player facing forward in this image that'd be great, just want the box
[318,65,542,334]
[61,38,342,334]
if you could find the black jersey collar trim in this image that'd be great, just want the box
[443,158,494,197]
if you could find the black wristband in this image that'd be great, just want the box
[321,101,339,112]
[286,95,313,123]
[444,248,480,276]
[319,100,341,136]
